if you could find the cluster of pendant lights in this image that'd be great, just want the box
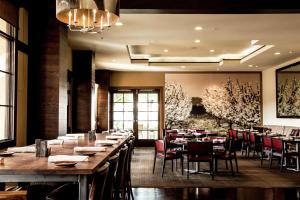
[56,0,120,33]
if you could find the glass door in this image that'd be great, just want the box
[137,91,159,140]
[111,89,160,145]
[111,91,134,131]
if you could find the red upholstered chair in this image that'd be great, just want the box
[270,137,284,171]
[241,131,249,157]
[248,132,261,157]
[214,139,239,176]
[153,139,184,177]
[187,142,214,180]
[261,136,272,168]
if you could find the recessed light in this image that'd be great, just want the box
[194,39,201,43]
[255,65,259,68]
[251,40,259,45]
[209,49,215,53]
[194,26,203,31]
[163,49,169,53]
[248,65,253,67]
[274,52,281,55]
[112,59,116,62]
[289,51,294,54]
[181,66,186,69]
[115,21,123,26]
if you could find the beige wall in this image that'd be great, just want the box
[263,57,300,127]
[110,72,165,87]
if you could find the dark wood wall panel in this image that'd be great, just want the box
[27,0,69,143]
[95,70,110,132]
[72,51,93,133]
[0,0,18,26]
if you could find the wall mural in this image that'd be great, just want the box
[165,73,261,129]
[276,62,300,118]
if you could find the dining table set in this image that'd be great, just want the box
[0,131,132,199]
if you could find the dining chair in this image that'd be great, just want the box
[270,137,284,171]
[103,154,119,200]
[187,141,214,180]
[114,146,128,200]
[214,139,239,176]
[241,131,249,157]
[153,139,184,177]
[261,136,272,168]
[45,162,110,200]
[125,138,135,200]
[248,132,262,157]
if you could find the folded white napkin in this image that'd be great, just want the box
[57,136,78,140]
[95,140,118,145]
[48,155,88,162]
[67,133,85,138]
[111,132,129,136]
[8,146,36,153]
[106,135,125,140]
[74,146,106,152]
[47,139,64,145]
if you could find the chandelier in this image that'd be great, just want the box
[56,0,120,33]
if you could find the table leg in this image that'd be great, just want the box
[297,143,299,171]
[79,175,88,200]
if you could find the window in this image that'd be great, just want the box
[0,18,16,144]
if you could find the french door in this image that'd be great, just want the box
[110,89,160,144]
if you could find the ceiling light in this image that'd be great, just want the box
[289,51,294,54]
[274,52,281,55]
[56,0,120,33]
[180,66,186,69]
[115,21,123,26]
[112,59,116,62]
[194,26,203,31]
[209,49,215,53]
[251,40,259,45]
[255,65,259,68]
[248,65,253,67]
[194,39,200,43]
[163,49,169,53]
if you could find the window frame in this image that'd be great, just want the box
[0,19,17,148]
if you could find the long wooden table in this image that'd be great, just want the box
[0,133,130,200]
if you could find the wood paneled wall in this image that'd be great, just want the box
[95,70,111,131]
[72,51,94,132]
[27,0,70,143]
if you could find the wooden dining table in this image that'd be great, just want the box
[0,133,130,200]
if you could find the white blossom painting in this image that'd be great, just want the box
[165,73,261,129]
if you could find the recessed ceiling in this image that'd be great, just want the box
[68,14,300,72]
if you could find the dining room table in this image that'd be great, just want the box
[0,133,131,200]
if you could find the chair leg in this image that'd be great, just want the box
[187,161,189,180]
[235,157,239,173]
[171,160,174,172]
[162,159,166,177]
[225,160,228,169]
[181,157,184,175]
[175,159,177,171]
[230,159,234,176]
[280,156,284,172]
[215,159,218,173]
[153,154,156,174]
[269,153,273,169]
[261,151,264,167]
[210,160,214,180]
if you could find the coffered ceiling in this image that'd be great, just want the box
[68,14,300,71]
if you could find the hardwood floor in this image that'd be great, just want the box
[133,187,300,200]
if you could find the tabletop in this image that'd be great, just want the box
[0,134,130,175]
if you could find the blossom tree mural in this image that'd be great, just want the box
[201,79,261,127]
[165,82,192,129]
[278,77,300,116]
